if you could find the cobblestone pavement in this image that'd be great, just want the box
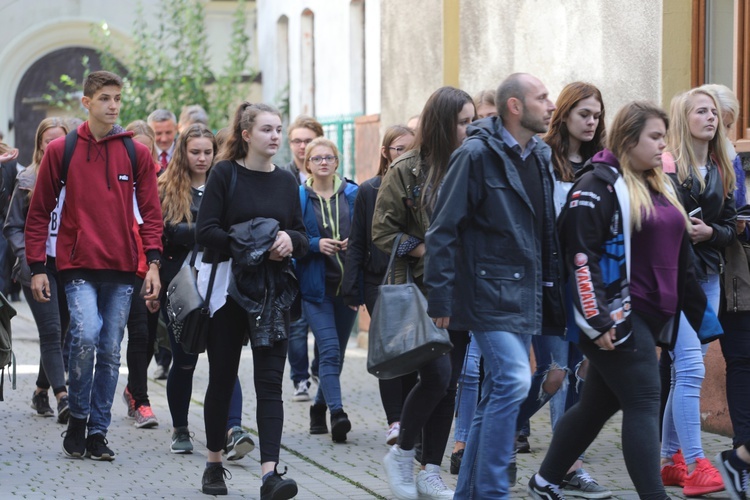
[0,297,734,498]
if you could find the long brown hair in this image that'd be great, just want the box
[544,82,606,182]
[217,102,282,162]
[416,86,475,209]
[378,125,414,177]
[158,123,216,225]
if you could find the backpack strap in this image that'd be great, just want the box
[61,131,138,187]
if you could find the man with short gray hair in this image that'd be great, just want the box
[147,109,177,171]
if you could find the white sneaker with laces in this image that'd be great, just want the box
[383,444,417,500]
[292,379,311,402]
[416,464,454,499]
[386,422,400,445]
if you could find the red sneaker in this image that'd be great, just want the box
[683,457,726,497]
[662,449,688,486]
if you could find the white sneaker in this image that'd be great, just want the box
[292,379,311,402]
[416,464,454,499]
[386,422,400,445]
[383,444,418,500]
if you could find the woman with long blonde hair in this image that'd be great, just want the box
[528,101,720,500]
[659,88,735,497]
[3,117,69,421]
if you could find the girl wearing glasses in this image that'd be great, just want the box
[343,125,416,446]
[296,137,359,443]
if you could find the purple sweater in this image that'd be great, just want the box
[630,193,685,320]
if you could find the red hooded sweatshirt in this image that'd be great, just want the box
[25,122,163,283]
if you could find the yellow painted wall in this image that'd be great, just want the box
[662,0,693,107]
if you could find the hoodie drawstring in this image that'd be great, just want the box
[315,187,344,295]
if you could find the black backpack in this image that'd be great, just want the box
[61,130,137,187]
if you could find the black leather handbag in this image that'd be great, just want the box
[367,234,453,379]
[166,250,219,355]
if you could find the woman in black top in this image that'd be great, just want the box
[195,103,307,499]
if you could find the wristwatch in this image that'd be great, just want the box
[148,259,162,269]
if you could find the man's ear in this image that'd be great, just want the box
[81,95,90,111]
[508,97,522,117]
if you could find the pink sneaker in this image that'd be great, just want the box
[122,387,136,419]
[386,422,400,446]
[133,405,159,429]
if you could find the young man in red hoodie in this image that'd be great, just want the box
[25,71,163,461]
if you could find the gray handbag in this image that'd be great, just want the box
[367,234,453,379]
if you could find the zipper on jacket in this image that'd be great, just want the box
[733,277,738,312]
[256,288,268,327]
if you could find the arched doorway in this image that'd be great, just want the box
[13,47,109,166]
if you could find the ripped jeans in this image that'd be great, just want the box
[517,335,585,432]
[65,279,133,436]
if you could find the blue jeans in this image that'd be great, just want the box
[661,274,719,464]
[65,279,133,436]
[454,335,481,443]
[302,296,357,412]
[456,331,531,499]
[517,335,584,431]
[287,314,312,384]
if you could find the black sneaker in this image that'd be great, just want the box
[85,433,115,461]
[450,449,464,475]
[516,434,531,453]
[309,403,328,434]
[57,395,70,424]
[528,474,566,500]
[202,463,231,496]
[31,391,54,417]
[260,465,298,500]
[61,416,87,458]
[716,450,749,500]
[330,410,351,443]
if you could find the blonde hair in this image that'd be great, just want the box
[609,101,687,231]
[304,137,340,175]
[125,120,157,162]
[667,88,735,197]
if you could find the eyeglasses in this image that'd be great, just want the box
[389,146,407,154]
[310,155,338,165]
[290,139,314,146]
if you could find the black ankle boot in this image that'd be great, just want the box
[309,403,328,434]
[330,410,351,443]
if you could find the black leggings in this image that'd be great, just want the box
[204,297,286,463]
[125,277,151,407]
[363,278,418,424]
[398,329,469,466]
[538,312,668,500]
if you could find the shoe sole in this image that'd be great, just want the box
[62,445,85,459]
[134,419,159,429]
[226,438,255,461]
[563,488,613,499]
[266,482,298,499]
[171,448,193,454]
[202,486,227,495]
[331,419,351,443]
[32,406,54,417]
[716,452,745,500]
[292,394,311,402]
[683,485,726,497]
[310,427,328,435]
[386,434,398,446]
[86,453,115,461]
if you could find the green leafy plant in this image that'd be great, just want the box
[43,0,256,130]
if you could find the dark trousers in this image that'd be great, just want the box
[398,329,469,466]
[363,278,418,424]
[126,277,150,407]
[720,312,750,447]
[538,313,668,500]
[204,297,286,464]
